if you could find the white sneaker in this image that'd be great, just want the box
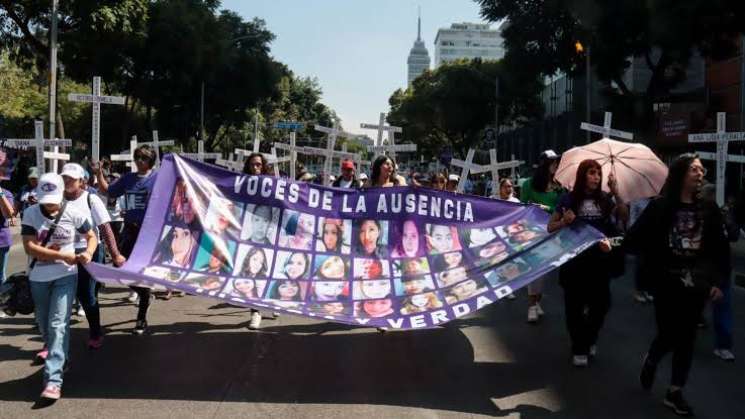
[248,311,262,330]
[633,292,648,303]
[572,355,589,367]
[714,349,735,362]
[536,303,545,317]
[127,291,139,303]
[527,305,539,323]
[76,306,86,317]
[590,345,597,357]
[506,293,516,300]
[272,311,281,318]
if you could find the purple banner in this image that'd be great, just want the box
[87,155,603,330]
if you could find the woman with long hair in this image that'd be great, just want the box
[239,247,268,278]
[521,150,564,323]
[626,154,727,416]
[548,159,626,368]
[364,155,407,188]
[429,172,447,191]
[155,226,199,268]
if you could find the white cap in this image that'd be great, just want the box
[358,173,368,181]
[37,173,64,205]
[540,149,560,160]
[448,174,460,182]
[61,163,86,180]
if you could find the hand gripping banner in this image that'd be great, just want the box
[86,155,603,330]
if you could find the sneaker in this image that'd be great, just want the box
[248,311,262,330]
[88,336,104,350]
[572,355,589,367]
[643,292,654,302]
[527,305,539,323]
[664,389,693,417]
[640,353,657,390]
[76,306,86,317]
[36,347,49,362]
[127,291,139,303]
[714,348,735,362]
[536,303,545,317]
[506,293,516,300]
[272,311,281,318]
[40,384,61,400]
[633,291,648,303]
[132,320,148,335]
[589,345,597,357]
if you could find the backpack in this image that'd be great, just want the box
[0,273,34,316]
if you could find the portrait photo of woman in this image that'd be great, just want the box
[278,210,316,251]
[169,178,200,227]
[352,258,389,280]
[391,257,430,278]
[234,244,273,279]
[152,225,200,269]
[225,277,267,300]
[426,224,462,255]
[400,292,443,315]
[309,280,348,302]
[461,227,498,248]
[436,266,469,288]
[241,204,279,245]
[204,197,243,242]
[444,277,489,304]
[310,301,352,317]
[272,251,311,280]
[353,219,388,258]
[431,251,466,273]
[352,278,392,300]
[390,219,425,258]
[394,275,436,296]
[485,258,532,288]
[267,279,306,302]
[313,255,350,280]
[354,298,395,318]
[315,217,351,254]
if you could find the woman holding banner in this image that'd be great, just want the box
[364,155,407,188]
[625,154,727,416]
[521,150,563,323]
[94,145,157,335]
[548,159,625,368]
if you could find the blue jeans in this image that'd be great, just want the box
[712,280,733,350]
[0,246,9,284]
[30,275,77,387]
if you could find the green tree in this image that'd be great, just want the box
[475,0,745,135]
[387,59,543,159]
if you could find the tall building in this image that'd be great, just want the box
[407,11,431,86]
[434,22,505,67]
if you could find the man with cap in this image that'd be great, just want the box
[21,172,97,400]
[446,174,460,193]
[62,163,126,348]
[332,159,362,188]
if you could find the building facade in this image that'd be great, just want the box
[434,22,504,68]
[407,13,431,86]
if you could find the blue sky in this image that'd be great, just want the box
[221,0,489,135]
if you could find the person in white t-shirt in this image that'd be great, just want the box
[61,163,127,350]
[22,173,97,401]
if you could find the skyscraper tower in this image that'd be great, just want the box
[407,8,431,86]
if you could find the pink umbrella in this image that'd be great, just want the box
[554,138,668,202]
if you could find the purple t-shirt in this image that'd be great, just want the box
[0,189,15,248]
[107,171,158,225]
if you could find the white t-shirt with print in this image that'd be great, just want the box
[21,204,91,282]
[66,191,111,249]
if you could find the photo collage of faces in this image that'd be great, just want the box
[143,179,568,320]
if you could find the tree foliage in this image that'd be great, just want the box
[476,0,745,130]
[387,59,543,159]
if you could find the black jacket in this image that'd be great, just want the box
[624,197,730,292]
[332,177,362,188]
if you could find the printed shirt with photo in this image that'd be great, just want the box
[668,203,702,270]
[107,171,158,224]
[66,190,112,249]
[0,188,15,248]
[21,204,91,282]
[556,193,615,236]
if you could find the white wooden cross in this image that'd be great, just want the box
[3,120,71,171]
[580,111,634,141]
[67,76,126,162]
[182,140,222,162]
[449,149,480,193]
[360,112,414,158]
[215,153,244,172]
[140,130,175,165]
[689,112,745,206]
[470,149,524,195]
[110,136,138,173]
[315,123,361,185]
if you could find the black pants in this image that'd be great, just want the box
[76,246,105,338]
[560,254,612,355]
[120,223,150,322]
[647,284,708,387]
